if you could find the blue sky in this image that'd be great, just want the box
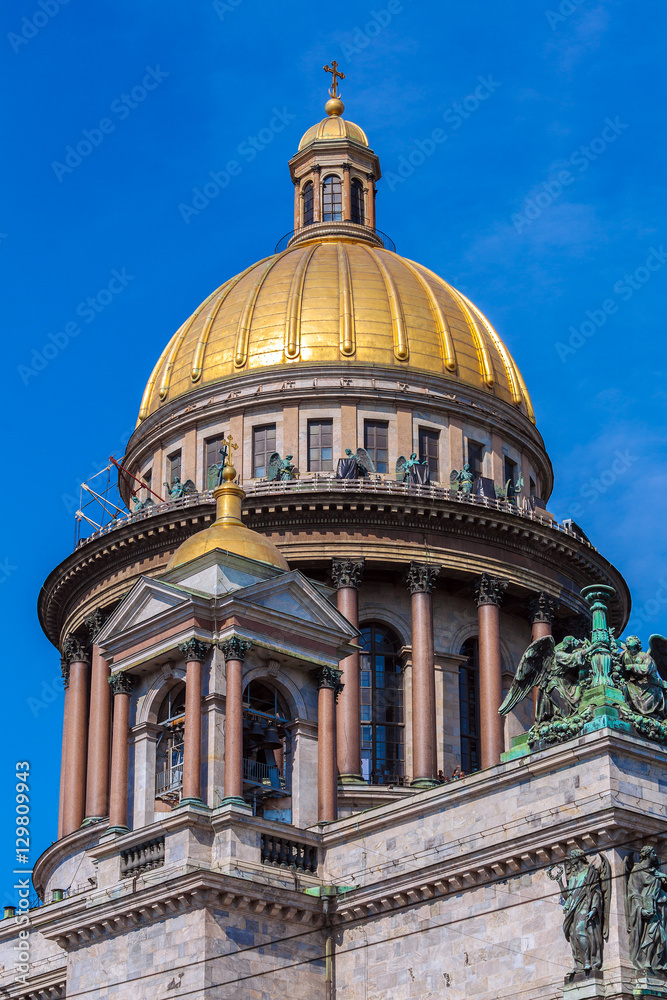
[2,0,666,897]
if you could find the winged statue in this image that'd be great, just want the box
[499,634,589,723]
[131,495,155,513]
[163,477,197,500]
[336,448,375,480]
[268,452,297,482]
[397,454,429,484]
[450,463,474,494]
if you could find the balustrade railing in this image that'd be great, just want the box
[120,837,165,878]
[156,765,183,796]
[260,833,318,873]
[243,757,291,792]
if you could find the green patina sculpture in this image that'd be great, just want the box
[625,847,667,974]
[131,495,155,513]
[548,849,610,976]
[163,476,197,500]
[450,463,474,494]
[495,472,524,502]
[268,452,297,481]
[500,635,590,724]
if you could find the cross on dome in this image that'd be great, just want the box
[323,60,345,98]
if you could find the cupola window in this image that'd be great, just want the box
[467,440,484,480]
[308,420,333,472]
[253,424,276,479]
[167,450,182,485]
[302,181,314,226]
[419,428,440,481]
[351,178,365,225]
[364,421,388,474]
[360,623,404,785]
[458,638,480,774]
[322,174,342,221]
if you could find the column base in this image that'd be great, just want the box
[106,825,129,836]
[338,773,365,785]
[411,777,439,789]
[177,797,208,809]
[219,796,251,809]
[81,816,106,827]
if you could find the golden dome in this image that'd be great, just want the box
[298,115,369,150]
[138,238,535,424]
[167,477,289,572]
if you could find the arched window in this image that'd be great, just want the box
[242,680,292,816]
[459,638,480,773]
[360,623,404,784]
[351,179,365,225]
[302,181,314,226]
[155,683,185,801]
[322,175,342,222]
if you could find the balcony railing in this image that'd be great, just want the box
[120,837,165,878]
[243,757,291,793]
[260,833,318,873]
[75,474,591,550]
[156,765,183,797]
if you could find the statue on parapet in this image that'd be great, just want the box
[547,849,610,977]
[625,846,667,974]
[500,634,590,724]
[336,447,375,480]
[450,463,474,494]
[495,472,524,503]
[615,635,667,720]
[208,435,239,488]
[163,476,197,500]
[131,495,155,513]
[397,453,430,485]
[268,452,297,481]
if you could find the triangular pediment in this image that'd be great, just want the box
[97,577,194,644]
[229,571,358,640]
[161,548,282,597]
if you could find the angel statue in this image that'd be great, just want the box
[268,453,297,482]
[500,635,590,724]
[163,476,197,500]
[495,473,524,503]
[131,494,155,513]
[336,448,375,480]
[547,849,610,975]
[616,635,667,720]
[450,463,474,494]
[625,846,667,973]
[207,444,229,489]
[397,453,430,485]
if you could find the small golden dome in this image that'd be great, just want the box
[298,115,369,151]
[138,239,535,425]
[167,476,289,573]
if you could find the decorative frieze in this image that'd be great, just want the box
[220,636,251,662]
[178,637,211,662]
[474,572,508,607]
[108,672,134,696]
[331,558,365,590]
[405,562,440,595]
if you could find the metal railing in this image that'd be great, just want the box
[243,758,291,793]
[275,221,396,253]
[156,765,183,796]
[75,475,591,550]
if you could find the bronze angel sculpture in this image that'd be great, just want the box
[616,635,667,720]
[163,476,197,500]
[499,634,590,723]
[336,448,374,480]
[267,452,297,482]
[397,453,430,485]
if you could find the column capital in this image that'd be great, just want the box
[61,660,70,690]
[62,635,91,665]
[109,672,134,696]
[527,592,557,624]
[331,558,365,590]
[178,638,211,662]
[84,609,106,643]
[220,636,251,663]
[312,666,344,701]
[405,562,440,595]
[342,162,351,172]
[474,573,508,607]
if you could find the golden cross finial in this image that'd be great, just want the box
[323,60,345,98]
[222,433,238,458]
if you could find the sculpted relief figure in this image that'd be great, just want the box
[548,849,610,976]
[617,636,667,720]
[500,635,590,724]
[625,847,667,974]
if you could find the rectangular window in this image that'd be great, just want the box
[142,468,152,492]
[167,451,181,484]
[529,476,537,497]
[253,424,276,479]
[503,456,517,485]
[205,436,225,487]
[419,428,440,481]
[308,420,333,472]
[467,440,484,480]
[364,420,388,474]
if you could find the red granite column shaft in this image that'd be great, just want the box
[108,673,133,832]
[63,643,90,836]
[315,669,341,822]
[407,563,439,787]
[332,559,364,782]
[179,639,210,804]
[475,574,508,769]
[58,661,70,839]
[85,646,111,820]
[222,637,250,804]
